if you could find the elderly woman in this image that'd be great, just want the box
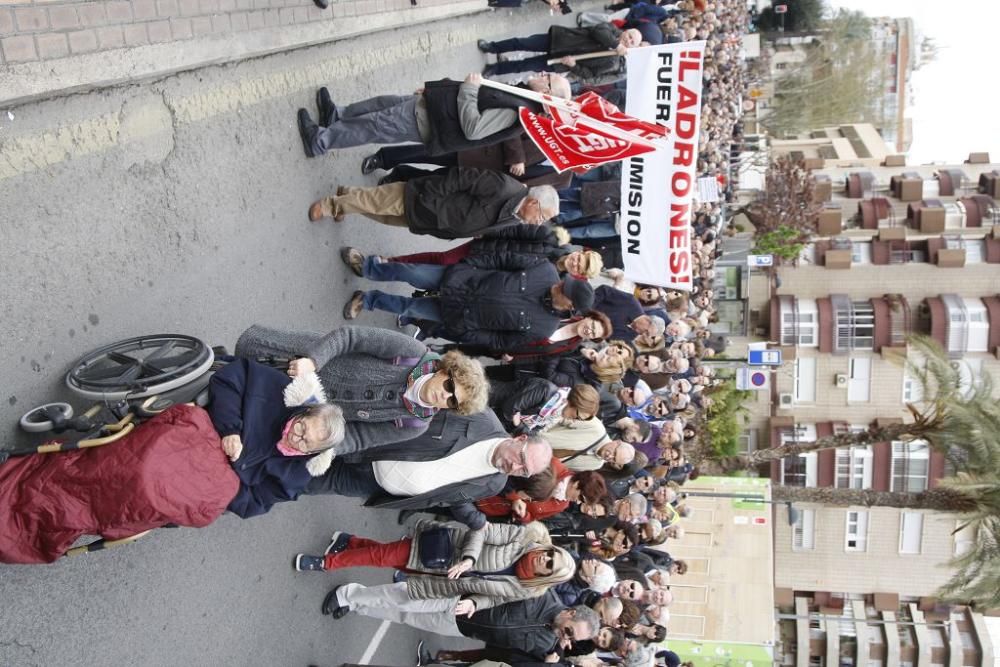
[208,358,346,518]
[295,520,574,614]
[476,467,609,525]
[235,325,487,455]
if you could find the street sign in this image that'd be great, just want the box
[736,367,769,391]
[747,254,773,267]
[748,349,783,366]
[773,4,788,13]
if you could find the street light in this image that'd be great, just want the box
[681,491,800,525]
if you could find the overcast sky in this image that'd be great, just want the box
[826,0,1000,165]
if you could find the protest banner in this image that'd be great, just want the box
[620,42,706,291]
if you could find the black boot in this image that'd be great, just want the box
[316,87,339,127]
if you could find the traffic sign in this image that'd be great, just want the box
[774,4,788,13]
[736,367,770,390]
[747,254,773,267]
[748,349,783,366]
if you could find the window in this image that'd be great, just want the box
[794,357,817,403]
[954,521,976,556]
[902,373,923,403]
[847,357,872,402]
[943,295,989,354]
[899,512,924,554]
[891,441,930,492]
[832,295,875,352]
[953,358,983,398]
[851,242,872,264]
[792,509,816,551]
[780,425,818,487]
[845,510,869,551]
[944,237,986,264]
[836,446,873,489]
[781,298,818,347]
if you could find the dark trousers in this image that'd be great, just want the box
[304,459,382,496]
[490,33,551,53]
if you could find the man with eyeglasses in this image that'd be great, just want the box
[304,409,552,529]
[324,588,600,662]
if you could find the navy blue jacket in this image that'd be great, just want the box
[208,359,315,518]
[593,285,644,342]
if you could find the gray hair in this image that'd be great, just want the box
[627,492,648,517]
[569,605,601,639]
[648,315,666,336]
[527,185,559,219]
[301,403,345,450]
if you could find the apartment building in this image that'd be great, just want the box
[722,151,1000,666]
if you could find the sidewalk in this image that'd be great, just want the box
[0,0,486,107]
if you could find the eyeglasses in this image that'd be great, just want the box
[287,418,308,447]
[442,376,459,410]
[516,440,530,475]
[542,72,554,94]
[537,549,556,575]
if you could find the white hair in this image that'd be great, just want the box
[527,185,559,219]
[302,403,345,450]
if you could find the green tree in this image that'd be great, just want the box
[752,225,808,262]
[698,380,752,459]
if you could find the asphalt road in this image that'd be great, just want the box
[0,4,596,665]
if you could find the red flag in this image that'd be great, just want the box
[573,91,669,140]
[518,107,657,174]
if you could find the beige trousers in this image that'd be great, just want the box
[332,182,408,227]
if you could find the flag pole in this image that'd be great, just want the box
[545,50,618,66]
[478,78,665,150]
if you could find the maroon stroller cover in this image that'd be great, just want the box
[0,404,239,564]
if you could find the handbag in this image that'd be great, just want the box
[417,527,454,569]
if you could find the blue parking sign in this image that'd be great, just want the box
[748,349,782,365]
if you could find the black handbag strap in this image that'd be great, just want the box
[559,435,608,464]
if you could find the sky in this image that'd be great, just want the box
[826,0,1000,165]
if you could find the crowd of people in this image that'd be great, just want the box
[183,2,752,666]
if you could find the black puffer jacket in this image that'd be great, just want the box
[510,352,597,389]
[469,224,562,262]
[455,589,566,660]
[404,166,527,239]
[438,257,563,351]
[548,23,620,56]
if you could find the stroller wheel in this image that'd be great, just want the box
[19,402,74,433]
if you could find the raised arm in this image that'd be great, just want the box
[306,325,427,370]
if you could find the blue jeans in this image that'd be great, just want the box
[363,291,444,321]
[362,257,446,290]
[568,220,617,239]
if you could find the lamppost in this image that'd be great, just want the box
[681,491,800,525]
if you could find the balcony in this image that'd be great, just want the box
[815,204,842,236]
[857,196,894,229]
[936,168,968,196]
[890,172,923,201]
[920,295,991,357]
[845,170,876,198]
[813,237,853,268]
[907,200,946,234]
[830,294,875,354]
[872,239,929,264]
[872,294,910,356]
[958,194,999,227]
[984,295,1000,357]
[978,170,1000,198]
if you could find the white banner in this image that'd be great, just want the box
[621,42,706,292]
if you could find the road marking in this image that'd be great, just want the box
[359,619,392,665]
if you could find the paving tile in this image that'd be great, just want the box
[36,31,69,59]
[95,25,125,48]
[14,6,48,31]
[1,34,37,62]
[67,28,98,53]
[47,5,80,30]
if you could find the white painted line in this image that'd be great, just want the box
[359,620,392,665]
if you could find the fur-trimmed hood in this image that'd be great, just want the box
[282,371,338,477]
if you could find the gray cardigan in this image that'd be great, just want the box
[406,520,553,610]
[235,325,434,455]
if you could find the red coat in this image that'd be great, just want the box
[0,405,238,564]
[475,457,573,523]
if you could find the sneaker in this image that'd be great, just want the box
[393,569,408,584]
[416,639,432,667]
[324,531,352,556]
[340,247,365,277]
[294,554,326,572]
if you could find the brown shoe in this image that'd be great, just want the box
[308,197,345,223]
[336,185,348,196]
[340,247,365,277]
[343,290,365,320]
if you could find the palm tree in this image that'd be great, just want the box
[771,484,982,513]
[694,337,973,475]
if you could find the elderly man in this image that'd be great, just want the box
[297,72,571,158]
[304,408,551,529]
[308,167,558,239]
[479,24,642,77]
[557,438,635,473]
[322,588,599,662]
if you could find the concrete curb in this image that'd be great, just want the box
[0,0,487,108]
